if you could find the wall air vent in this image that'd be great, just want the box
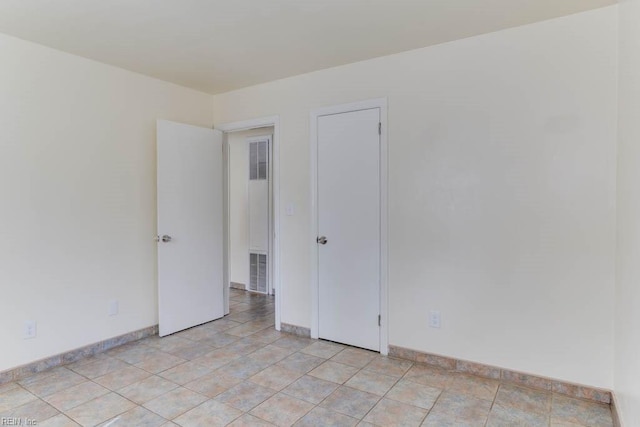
[249,252,268,293]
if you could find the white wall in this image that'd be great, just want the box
[615,0,640,424]
[228,127,273,287]
[214,7,618,388]
[0,33,213,372]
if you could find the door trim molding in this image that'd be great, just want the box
[217,116,281,332]
[309,98,389,355]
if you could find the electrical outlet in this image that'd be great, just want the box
[24,320,37,339]
[286,203,295,216]
[108,300,119,316]
[429,310,441,328]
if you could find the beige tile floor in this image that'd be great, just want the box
[0,289,613,427]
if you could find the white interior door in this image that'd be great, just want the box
[157,119,224,337]
[317,108,381,351]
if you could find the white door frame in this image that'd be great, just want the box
[217,116,281,331]
[310,98,389,355]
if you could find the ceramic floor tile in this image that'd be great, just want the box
[428,391,492,422]
[344,369,398,396]
[320,386,380,419]
[193,348,242,370]
[204,319,243,333]
[272,337,314,351]
[0,385,38,411]
[224,339,268,356]
[0,398,59,424]
[36,414,81,427]
[215,381,277,412]
[109,344,158,364]
[226,322,268,338]
[240,334,274,346]
[20,368,86,398]
[447,373,500,401]
[294,406,358,427]
[248,329,284,344]
[201,333,241,348]
[364,357,413,378]
[14,369,55,388]
[404,364,453,389]
[421,411,486,427]
[227,414,276,426]
[158,361,214,385]
[550,420,588,427]
[135,352,186,374]
[300,341,345,359]
[494,383,552,415]
[225,312,258,324]
[331,348,377,369]
[94,365,152,390]
[308,361,359,384]
[0,382,18,394]
[250,365,302,391]
[229,303,252,313]
[222,356,272,380]
[70,352,115,366]
[118,375,178,404]
[144,335,194,353]
[184,371,243,398]
[551,394,613,427]
[67,357,129,379]
[143,387,208,419]
[282,375,340,405]
[65,392,136,426]
[249,345,297,364]
[276,352,325,374]
[98,406,167,427]
[250,393,314,427]
[174,325,218,342]
[173,399,243,427]
[43,381,109,411]
[363,397,428,427]
[385,379,441,410]
[168,342,216,361]
[486,405,550,427]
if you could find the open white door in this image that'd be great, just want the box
[157,119,224,337]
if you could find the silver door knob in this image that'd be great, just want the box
[161,235,172,243]
[317,236,328,245]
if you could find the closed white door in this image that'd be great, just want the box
[317,108,381,351]
[157,119,224,337]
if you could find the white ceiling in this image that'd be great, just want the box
[0,0,616,94]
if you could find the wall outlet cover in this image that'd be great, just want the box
[286,203,295,216]
[108,300,119,316]
[24,320,37,339]
[429,310,441,329]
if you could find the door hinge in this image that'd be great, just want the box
[378,122,382,135]
[378,315,381,326]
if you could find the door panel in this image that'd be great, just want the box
[157,120,224,337]
[318,108,380,351]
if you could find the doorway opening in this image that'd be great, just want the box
[219,116,281,331]
[227,129,274,295]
